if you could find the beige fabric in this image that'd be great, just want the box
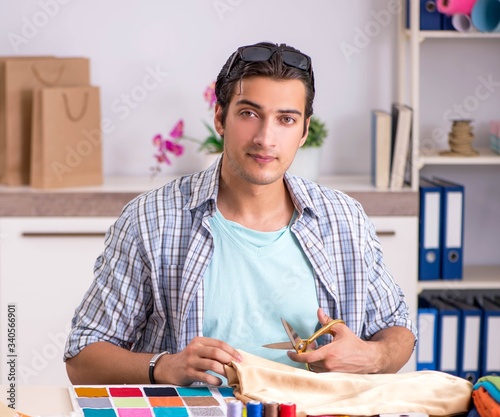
[225,350,472,417]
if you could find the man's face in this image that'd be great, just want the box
[214,76,309,186]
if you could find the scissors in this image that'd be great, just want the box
[263,317,345,353]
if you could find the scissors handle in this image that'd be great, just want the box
[304,319,345,350]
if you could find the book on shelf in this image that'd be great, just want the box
[389,103,413,191]
[371,110,392,189]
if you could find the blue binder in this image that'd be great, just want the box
[441,14,455,30]
[476,297,500,377]
[406,0,442,30]
[446,298,482,383]
[420,295,460,375]
[431,177,465,280]
[416,302,438,370]
[419,178,442,280]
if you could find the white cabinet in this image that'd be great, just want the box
[372,216,418,372]
[0,217,115,386]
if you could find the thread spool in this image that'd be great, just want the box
[227,400,243,417]
[280,402,297,417]
[264,401,279,417]
[247,400,263,417]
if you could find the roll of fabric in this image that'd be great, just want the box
[225,350,473,417]
[452,13,476,31]
[437,0,477,15]
[471,0,500,32]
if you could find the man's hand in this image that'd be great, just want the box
[286,308,414,374]
[154,337,242,386]
[66,338,242,386]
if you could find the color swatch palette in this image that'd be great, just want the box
[69,385,237,417]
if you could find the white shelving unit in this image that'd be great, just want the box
[399,0,500,291]
[398,0,500,191]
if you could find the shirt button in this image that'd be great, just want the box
[306,242,313,248]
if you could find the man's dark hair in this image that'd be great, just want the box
[214,41,315,133]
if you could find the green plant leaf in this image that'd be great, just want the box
[304,116,328,148]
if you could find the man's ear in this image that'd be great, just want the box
[214,103,224,137]
[299,117,311,147]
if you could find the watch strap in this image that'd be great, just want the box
[149,351,170,384]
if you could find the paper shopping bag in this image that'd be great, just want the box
[30,86,102,189]
[0,57,89,185]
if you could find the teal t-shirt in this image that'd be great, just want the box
[203,210,319,369]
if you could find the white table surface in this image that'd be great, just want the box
[0,385,73,416]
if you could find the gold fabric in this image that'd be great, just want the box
[225,350,472,417]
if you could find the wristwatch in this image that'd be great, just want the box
[149,351,170,384]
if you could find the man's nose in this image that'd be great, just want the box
[253,118,276,147]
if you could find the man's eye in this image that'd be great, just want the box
[241,111,256,118]
[281,116,295,124]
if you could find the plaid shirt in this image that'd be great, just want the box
[64,158,416,360]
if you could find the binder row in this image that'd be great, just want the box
[418,177,465,281]
[417,290,500,383]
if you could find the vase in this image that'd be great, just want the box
[288,147,321,182]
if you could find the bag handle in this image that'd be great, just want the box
[31,63,64,86]
[62,91,89,122]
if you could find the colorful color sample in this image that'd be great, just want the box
[69,385,236,417]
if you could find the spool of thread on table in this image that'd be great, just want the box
[247,400,263,417]
[264,401,279,417]
[227,400,243,417]
[280,402,297,417]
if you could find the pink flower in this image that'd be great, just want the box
[151,119,185,170]
[152,134,162,146]
[163,139,184,156]
[150,81,223,177]
[169,119,184,139]
[154,152,170,165]
[203,81,217,109]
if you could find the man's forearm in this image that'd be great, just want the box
[66,341,153,385]
[369,326,416,373]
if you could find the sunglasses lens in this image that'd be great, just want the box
[282,51,310,70]
[240,46,273,62]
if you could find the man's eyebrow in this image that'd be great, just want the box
[234,99,303,116]
[234,99,262,109]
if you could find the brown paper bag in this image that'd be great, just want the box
[30,86,102,189]
[0,57,89,185]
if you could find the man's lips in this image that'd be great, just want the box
[249,153,277,163]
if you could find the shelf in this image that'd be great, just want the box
[405,30,500,40]
[0,175,419,217]
[418,265,500,291]
[418,147,500,166]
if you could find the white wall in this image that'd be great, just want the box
[1,1,498,265]
[0,0,401,177]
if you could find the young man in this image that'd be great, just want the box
[64,42,416,386]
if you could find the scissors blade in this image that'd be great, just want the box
[281,318,304,352]
[262,341,294,350]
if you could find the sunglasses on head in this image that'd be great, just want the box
[225,44,314,88]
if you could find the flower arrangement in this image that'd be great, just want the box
[150,82,223,176]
